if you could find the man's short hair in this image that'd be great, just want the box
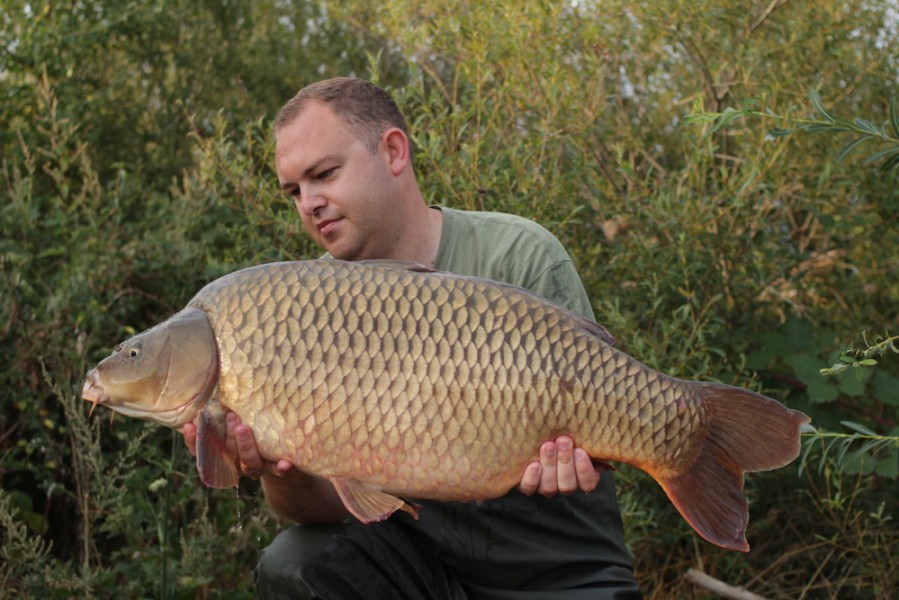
[274,77,411,156]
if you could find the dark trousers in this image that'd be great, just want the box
[254,517,642,600]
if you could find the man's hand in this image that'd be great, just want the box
[518,435,600,497]
[183,412,348,524]
[181,412,293,478]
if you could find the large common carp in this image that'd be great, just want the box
[82,259,809,551]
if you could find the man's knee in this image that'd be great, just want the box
[255,524,343,600]
[254,520,462,600]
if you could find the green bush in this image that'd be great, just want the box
[2,1,897,598]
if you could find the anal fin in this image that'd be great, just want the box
[330,477,419,523]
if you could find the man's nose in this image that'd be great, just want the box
[295,187,326,216]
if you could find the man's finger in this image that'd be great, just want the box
[537,441,559,497]
[273,459,295,476]
[518,462,542,496]
[574,448,600,493]
[224,411,241,457]
[183,422,198,457]
[235,423,264,478]
[555,436,578,494]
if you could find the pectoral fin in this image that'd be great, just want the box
[196,407,239,488]
[330,477,419,523]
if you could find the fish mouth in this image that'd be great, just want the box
[82,369,109,417]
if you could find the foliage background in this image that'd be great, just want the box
[2,0,897,598]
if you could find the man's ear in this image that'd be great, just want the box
[382,128,411,176]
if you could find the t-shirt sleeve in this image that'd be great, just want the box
[434,207,596,322]
[528,259,596,322]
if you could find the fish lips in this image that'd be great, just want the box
[82,368,109,417]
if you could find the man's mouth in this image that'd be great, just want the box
[317,218,342,236]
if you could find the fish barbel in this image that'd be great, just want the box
[82,259,809,551]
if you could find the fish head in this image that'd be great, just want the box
[82,307,219,429]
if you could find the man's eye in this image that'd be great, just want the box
[316,167,336,180]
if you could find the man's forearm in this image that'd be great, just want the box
[261,470,350,525]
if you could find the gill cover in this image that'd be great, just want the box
[85,307,219,428]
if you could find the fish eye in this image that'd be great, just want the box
[126,342,143,358]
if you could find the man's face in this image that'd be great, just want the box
[275,101,401,260]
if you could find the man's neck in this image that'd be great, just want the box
[398,204,443,267]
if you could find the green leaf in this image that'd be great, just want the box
[838,370,867,396]
[803,123,845,134]
[874,372,899,406]
[852,117,877,134]
[807,378,840,403]
[798,437,816,477]
[706,107,744,136]
[809,89,835,123]
[835,136,872,162]
[841,421,878,436]
[683,111,720,126]
[768,127,795,138]
[783,318,814,346]
[875,453,899,478]
[745,349,774,370]
[890,95,899,138]
[840,452,874,475]
[862,145,899,165]
[789,353,827,384]
[881,153,899,171]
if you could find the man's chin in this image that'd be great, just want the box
[322,242,357,261]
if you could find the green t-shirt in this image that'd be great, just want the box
[407,207,639,597]
[434,207,594,321]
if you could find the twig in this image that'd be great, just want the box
[684,568,768,600]
[748,0,790,35]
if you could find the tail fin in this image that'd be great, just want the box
[654,382,810,551]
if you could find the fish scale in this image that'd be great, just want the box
[83,259,809,551]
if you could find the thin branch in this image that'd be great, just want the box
[749,0,791,35]
[677,35,719,109]
[684,569,768,600]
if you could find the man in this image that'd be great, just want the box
[184,77,641,599]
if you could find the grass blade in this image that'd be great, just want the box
[836,136,871,162]
[810,89,836,123]
[890,95,899,138]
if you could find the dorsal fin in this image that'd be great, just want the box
[576,316,616,346]
[352,259,436,273]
